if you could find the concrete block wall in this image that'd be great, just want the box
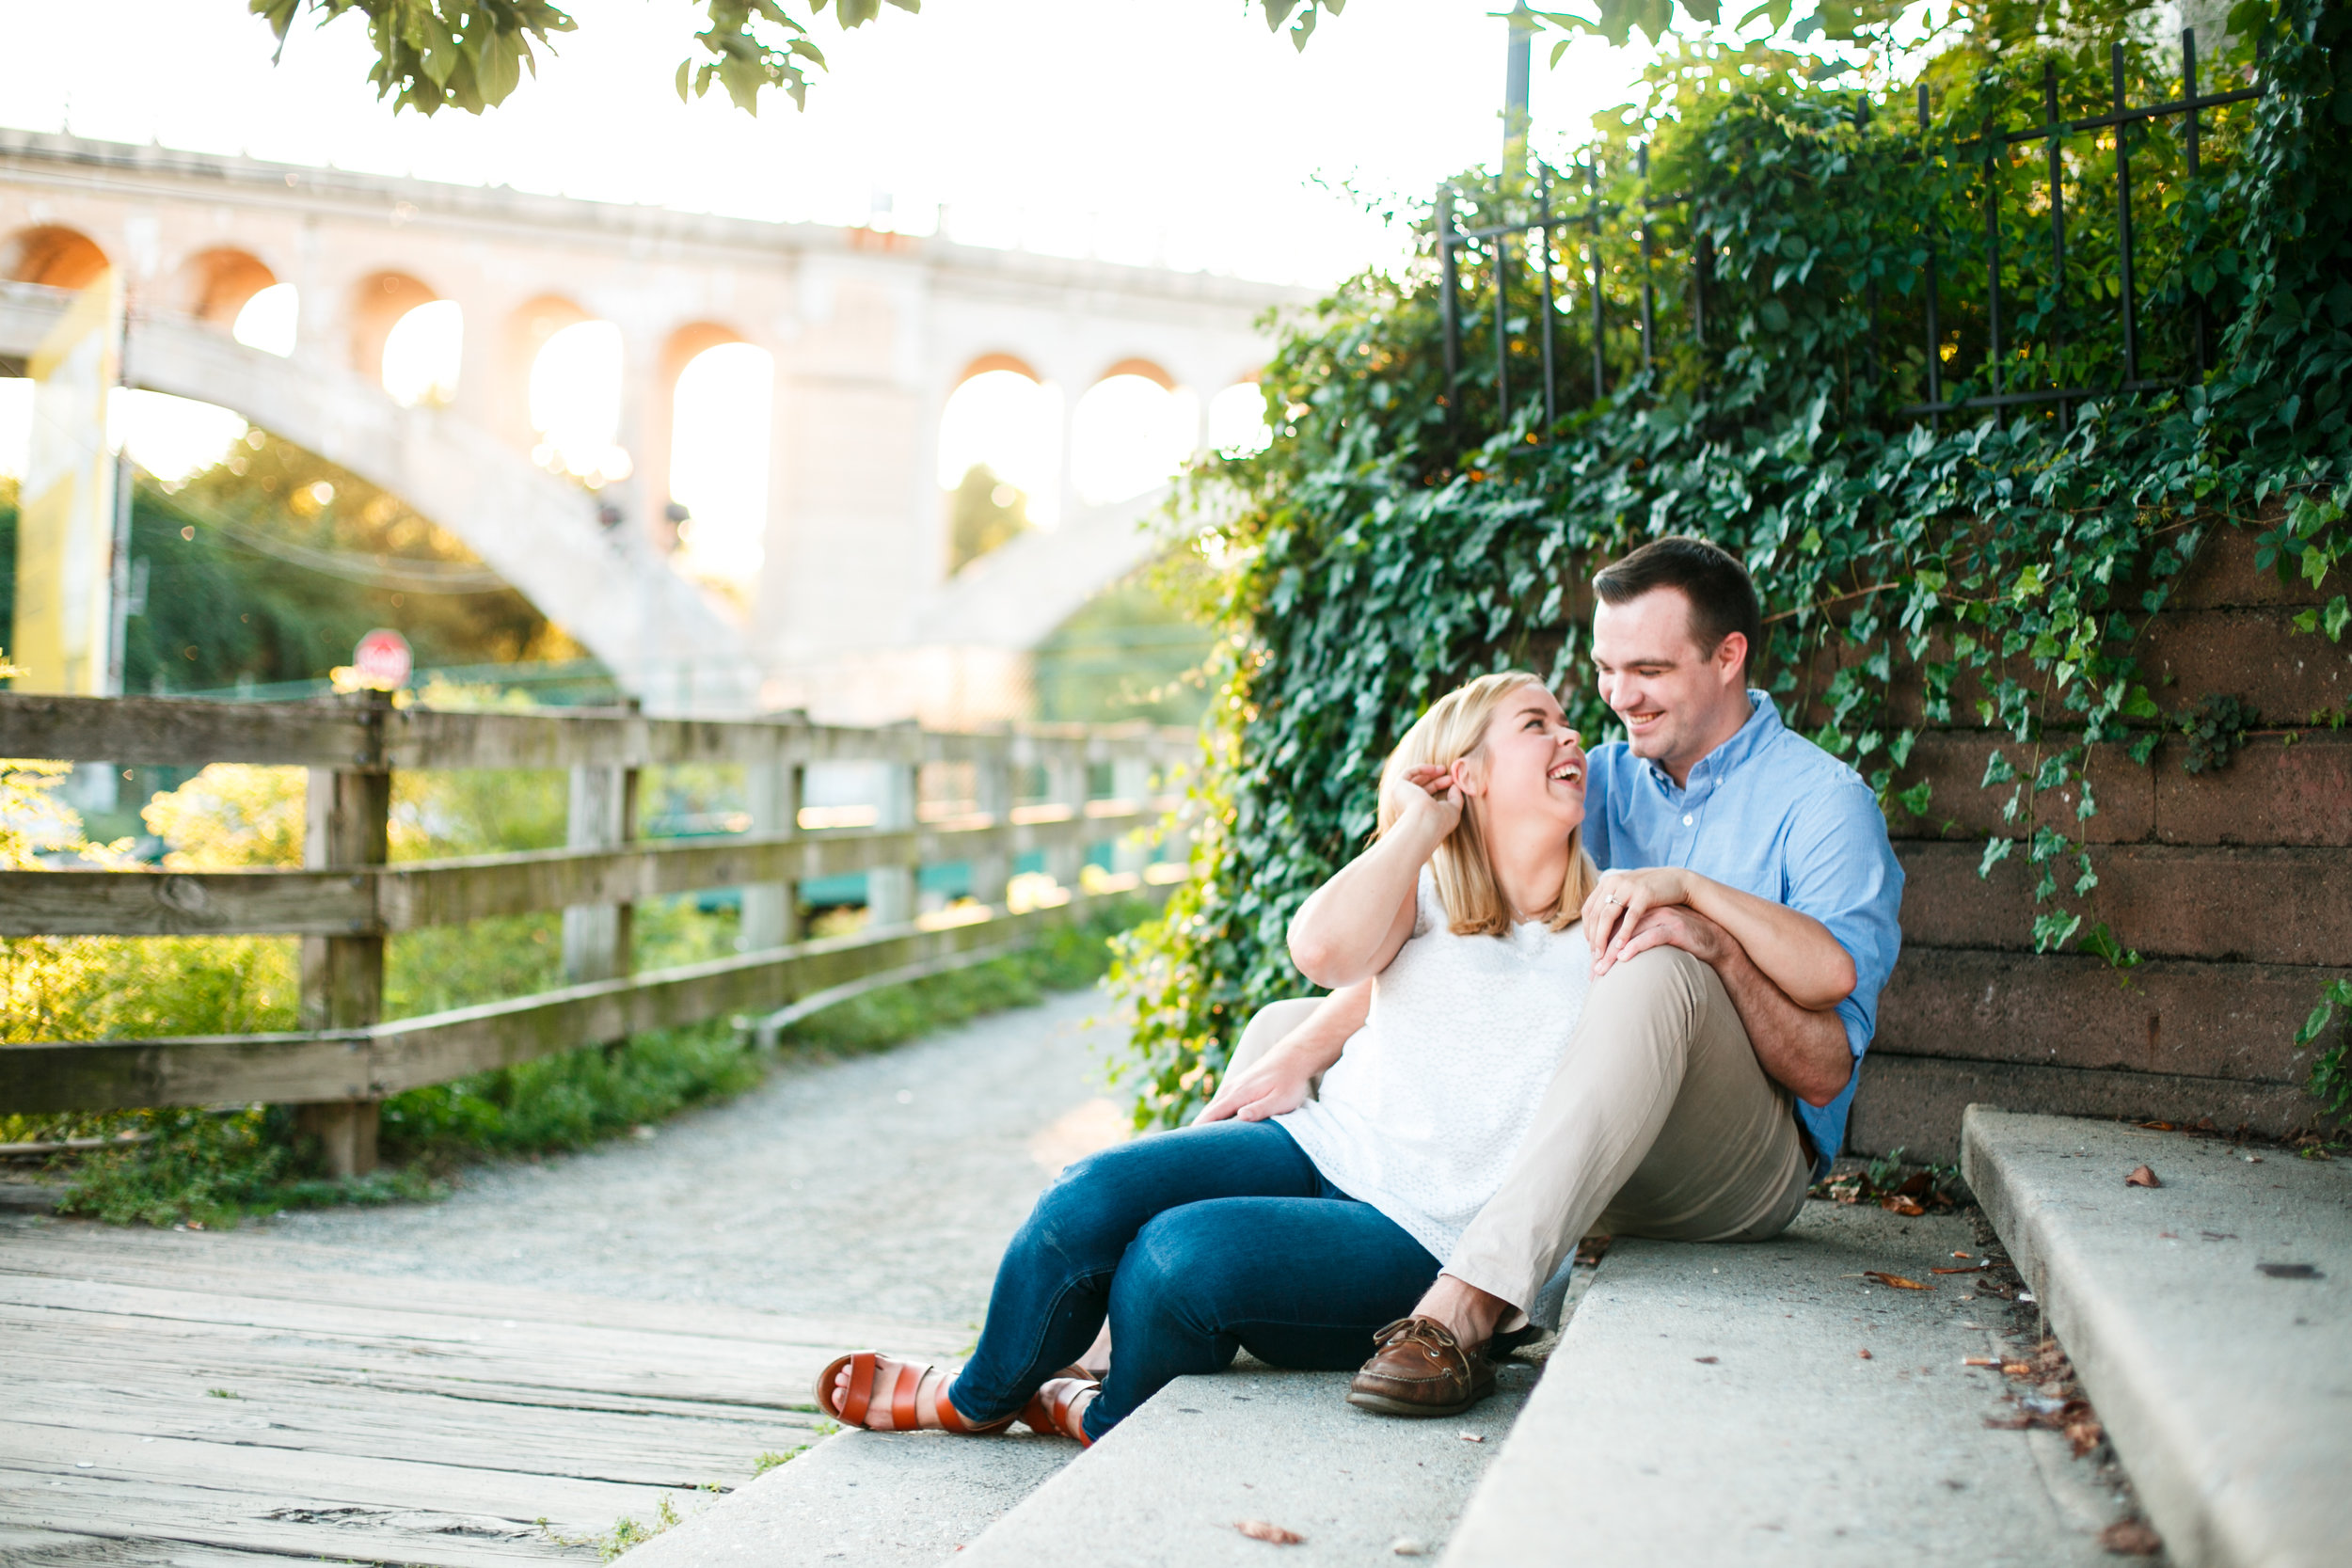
[1835,515,2352,1160]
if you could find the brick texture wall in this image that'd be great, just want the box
[1837,517,2352,1161]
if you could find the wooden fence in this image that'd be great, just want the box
[0,691,1193,1174]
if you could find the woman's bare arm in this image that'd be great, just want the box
[1194,981,1373,1123]
[1286,766,1455,989]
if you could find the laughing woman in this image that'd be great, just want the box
[816,671,1607,1444]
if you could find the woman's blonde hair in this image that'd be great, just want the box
[1376,671,1599,938]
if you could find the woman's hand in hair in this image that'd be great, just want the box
[1381,763,1463,844]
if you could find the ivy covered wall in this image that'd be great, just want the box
[1108,0,2352,1145]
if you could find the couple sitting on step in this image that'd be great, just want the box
[817,536,1905,1445]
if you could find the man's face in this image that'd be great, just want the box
[1590,587,1749,776]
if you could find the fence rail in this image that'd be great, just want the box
[1434,26,2265,438]
[0,690,1193,1173]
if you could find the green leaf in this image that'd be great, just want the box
[1978,836,2014,879]
[2327,595,2350,641]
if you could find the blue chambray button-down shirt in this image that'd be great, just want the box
[1581,690,1904,1174]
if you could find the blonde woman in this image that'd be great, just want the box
[816,673,1608,1443]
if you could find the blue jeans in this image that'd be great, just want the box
[949,1118,1440,1441]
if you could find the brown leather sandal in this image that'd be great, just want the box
[1018,1374,1100,1447]
[814,1351,1015,1433]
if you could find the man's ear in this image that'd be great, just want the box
[1715,631,1748,683]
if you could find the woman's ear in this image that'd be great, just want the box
[1451,754,1487,799]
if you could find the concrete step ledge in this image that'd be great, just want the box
[957,1363,1535,1568]
[621,1424,1075,1568]
[1443,1202,2122,1567]
[1963,1106,2350,1568]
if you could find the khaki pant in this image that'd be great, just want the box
[1445,944,1812,1325]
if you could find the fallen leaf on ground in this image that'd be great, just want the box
[2100,1520,2162,1556]
[2065,1418,2104,1456]
[1879,1196,1927,1216]
[1234,1521,1303,1544]
[2124,1164,2161,1188]
[1863,1271,1931,1291]
[1857,1349,1873,1359]
[1693,1355,1719,1364]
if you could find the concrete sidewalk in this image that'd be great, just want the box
[1963,1108,2350,1568]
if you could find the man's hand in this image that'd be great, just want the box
[1608,905,1854,1108]
[1603,902,1731,971]
[1194,1042,1320,1124]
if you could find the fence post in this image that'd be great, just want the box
[296,691,389,1179]
[1044,745,1089,894]
[1112,752,1153,879]
[562,759,637,985]
[867,727,918,927]
[741,721,803,952]
[971,733,1014,911]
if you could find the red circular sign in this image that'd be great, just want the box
[352,628,412,689]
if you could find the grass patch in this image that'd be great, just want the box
[29,900,1148,1228]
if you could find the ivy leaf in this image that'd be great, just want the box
[1979,836,2014,879]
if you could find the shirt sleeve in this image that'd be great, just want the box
[1777,768,1906,1064]
[1581,749,1614,872]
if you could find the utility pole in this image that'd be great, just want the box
[1503,4,1535,178]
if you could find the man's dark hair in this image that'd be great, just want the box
[1592,535,1765,674]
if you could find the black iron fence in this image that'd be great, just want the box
[1434,28,2266,440]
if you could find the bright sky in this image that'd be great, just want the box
[0,0,1690,580]
[0,0,1660,287]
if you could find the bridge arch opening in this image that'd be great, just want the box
[529,317,628,486]
[176,248,298,357]
[3,225,110,289]
[178,247,275,324]
[1069,361,1197,506]
[939,358,1060,535]
[353,273,461,406]
[666,326,773,582]
[1206,378,1273,457]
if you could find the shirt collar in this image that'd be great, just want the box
[1644,689,1782,791]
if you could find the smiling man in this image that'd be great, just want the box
[1200,534,1905,1416]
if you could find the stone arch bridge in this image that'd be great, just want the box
[0,130,1300,719]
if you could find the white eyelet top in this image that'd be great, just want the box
[1277,865,1591,1267]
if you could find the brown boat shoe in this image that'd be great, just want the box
[1346,1316,1496,1418]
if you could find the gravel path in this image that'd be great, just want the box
[177,990,1130,1327]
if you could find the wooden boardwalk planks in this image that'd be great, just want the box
[0,1234,932,1567]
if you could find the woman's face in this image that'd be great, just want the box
[1460,683,1585,833]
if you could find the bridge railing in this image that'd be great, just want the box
[0,691,1193,1175]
